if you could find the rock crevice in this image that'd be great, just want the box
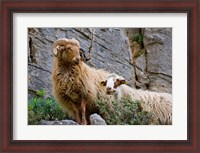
[124,28,172,93]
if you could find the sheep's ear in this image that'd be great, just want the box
[100,80,107,86]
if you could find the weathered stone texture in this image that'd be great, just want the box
[144,28,172,93]
[124,28,172,93]
[90,113,107,125]
[28,28,135,98]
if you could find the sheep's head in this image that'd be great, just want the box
[101,75,126,95]
[52,38,81,64]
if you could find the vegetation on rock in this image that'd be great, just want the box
[28,90,153,125]
[28,89,67,125]
[95,96,153,125]
[133,33,144,47]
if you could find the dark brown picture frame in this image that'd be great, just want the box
[0,0,199,152]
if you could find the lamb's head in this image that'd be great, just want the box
[101,75,126,95]
[52,38,81,64]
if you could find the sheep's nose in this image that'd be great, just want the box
[106,87,113,95]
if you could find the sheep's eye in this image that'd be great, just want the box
[66,47,71,51]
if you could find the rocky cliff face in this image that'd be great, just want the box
[124,28,172,93]
[28,28,172,125]
[144,28,172,93]
[28,28,172,98]
[28,28,135,98]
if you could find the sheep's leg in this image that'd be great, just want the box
[80,99,87,125]
[71,103,81,124]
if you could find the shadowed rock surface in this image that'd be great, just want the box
[28,28,135,98]
[125,28,172,93]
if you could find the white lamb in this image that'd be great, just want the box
[101,75,172,125]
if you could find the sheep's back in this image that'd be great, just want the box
[119,85,172,125]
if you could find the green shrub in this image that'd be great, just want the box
[28,97,67,125]
[95,96,152,125]
[133,33,143,46]
[36,88,46,97]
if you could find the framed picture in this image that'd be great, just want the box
[0,0,199,152]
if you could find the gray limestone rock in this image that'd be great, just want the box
[143,28,172,93]
[90,113,107,125]
[28,28,135,98]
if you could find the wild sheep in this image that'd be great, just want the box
[51,38,111,125]
[101,75,172,125]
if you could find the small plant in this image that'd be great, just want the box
[95,96,152,125]
[28,96,67,125]
[133,33,143,47]
[36,88,46,97]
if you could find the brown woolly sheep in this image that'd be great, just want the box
[101,75,172,125]
[52,38,111,125]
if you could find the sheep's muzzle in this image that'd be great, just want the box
[106,88,116,95]
[73,57,80,65]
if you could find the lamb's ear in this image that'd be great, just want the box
[100,80,107,86]
[120,79,126,84]
[116,78,126,85]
